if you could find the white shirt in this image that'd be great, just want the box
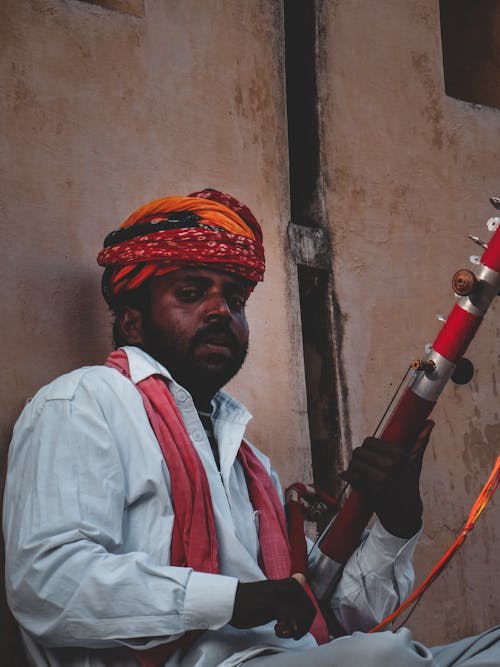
[3,346,419,667]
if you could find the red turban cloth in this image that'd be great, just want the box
[97,188,265,304]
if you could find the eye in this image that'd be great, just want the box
[175,286,203,302]
[227,294,247,312]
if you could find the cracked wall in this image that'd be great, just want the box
[0,1,310,661]
[2,0,500,660]
[318,0,500,645]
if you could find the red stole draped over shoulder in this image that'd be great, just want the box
[105,349,328,666]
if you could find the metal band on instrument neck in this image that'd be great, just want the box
[457,264,500,317]
[410,350,456,402]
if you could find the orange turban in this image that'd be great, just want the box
[97,188,265,304]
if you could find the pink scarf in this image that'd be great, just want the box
[105,349,328,665]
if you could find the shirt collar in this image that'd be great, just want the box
[120,345,253,426]
[121,345,173,383]
[212,390,252,426]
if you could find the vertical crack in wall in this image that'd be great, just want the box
[284,0,321,228]
[284,0,348,493]
[297,266,343,492]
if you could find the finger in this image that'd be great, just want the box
[275,616,309,640]
[341,459,388,495]
[274,617,297,639]
[291,572,306,586]
[347,441,410,472]
[274,575,312,640]
[354,439,413,471]
[280,573,307,637]
[349,443,406,469]
[288,579,316,638]
[289,602,316,639]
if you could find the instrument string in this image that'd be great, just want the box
[372,366,412,438]
[309,366,412,554]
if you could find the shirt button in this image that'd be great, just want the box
[177,390,187,402]
[192,431,204,442]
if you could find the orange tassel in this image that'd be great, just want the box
[369,454,500,633]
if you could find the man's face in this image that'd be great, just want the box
[135,267,250,403]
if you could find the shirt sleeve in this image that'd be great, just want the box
[3,377,238,650]
[236,457,418,635]
[329,520,420,632]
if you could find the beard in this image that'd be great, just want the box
[141,319,249,400]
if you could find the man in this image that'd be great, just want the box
[3,189,499,666]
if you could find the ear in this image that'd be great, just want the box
[117,306,144,346]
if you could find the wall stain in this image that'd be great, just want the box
[389,183,411,215]
[331,167,367,204]
[492,371,497,397]
[410,0,439,31]
[462,420,499,498]
[234,79,244,114]
[411,51,444,149]
[11,62,37,115]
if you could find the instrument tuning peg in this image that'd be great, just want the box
[469,235,488,249]
[411,359,436,373]
[487,217,500,232]
[452,269,478,296]
[451,357,474,385]
[490,196,500,210]
[436,313,447,323]
[470,255,481,265]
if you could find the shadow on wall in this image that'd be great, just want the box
[440,0,500,109]
[1,270,113,665]
[1,442,28,665]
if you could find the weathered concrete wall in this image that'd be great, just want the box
[3,0,500,661]
[319,0,500,645]
[0,1,310,661]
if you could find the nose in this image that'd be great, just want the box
[204,291,231,321]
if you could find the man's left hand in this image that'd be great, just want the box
[341,420,434,539]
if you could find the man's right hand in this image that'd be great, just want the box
[229,578,316,640]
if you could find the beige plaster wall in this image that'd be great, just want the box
[319,0,500,645]
[2,0,500,661]
[0,1,311,661]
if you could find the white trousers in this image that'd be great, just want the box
[243,627,500,667]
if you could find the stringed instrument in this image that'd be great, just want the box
[287,198,500,628]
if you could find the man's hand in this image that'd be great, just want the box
[341,420,434,539]
[229,577,316,640]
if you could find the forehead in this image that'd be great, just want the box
[152,267,251,291]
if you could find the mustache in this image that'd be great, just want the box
[190,322,240,351]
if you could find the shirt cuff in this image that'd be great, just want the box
[357,519,421,577]
[183,571,239,631]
